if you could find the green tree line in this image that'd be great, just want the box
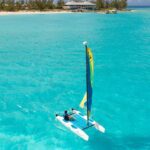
[96,0,127,10]
[0,0,64,11]
[0,0,127,11]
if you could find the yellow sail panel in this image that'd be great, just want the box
[80,92,87,108]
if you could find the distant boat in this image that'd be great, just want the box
[55,42,105,141]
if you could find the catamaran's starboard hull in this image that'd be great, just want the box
[72,110,105,133]
[56,115,89,141]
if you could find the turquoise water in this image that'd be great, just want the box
[0,8,150,150]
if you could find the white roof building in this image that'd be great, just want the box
[65,1,96,6]
[64,1,96,10]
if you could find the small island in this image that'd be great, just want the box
[0,0,128,14]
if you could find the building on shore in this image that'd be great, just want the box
[63,1,96,11]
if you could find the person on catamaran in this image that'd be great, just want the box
[64,110,75,121]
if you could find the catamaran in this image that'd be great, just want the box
[55,41,105,141]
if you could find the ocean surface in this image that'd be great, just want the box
[0,7,150,150]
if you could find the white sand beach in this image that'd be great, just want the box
[0,9,134,16]
[0,10,72,15]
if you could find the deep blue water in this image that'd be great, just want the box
[0,8,150,150]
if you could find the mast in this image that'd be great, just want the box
[83,41,89,125]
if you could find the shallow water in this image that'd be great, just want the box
[0,8,150,150]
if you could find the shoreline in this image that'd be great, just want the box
[0,9,134,16]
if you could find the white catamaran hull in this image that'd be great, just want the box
[56,115,89,141]
[56,109,105,141]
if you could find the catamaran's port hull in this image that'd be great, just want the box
[56,115,89,141]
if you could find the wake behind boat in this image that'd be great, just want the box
[55,41,105,141]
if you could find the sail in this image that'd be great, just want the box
[80,47,94,120]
